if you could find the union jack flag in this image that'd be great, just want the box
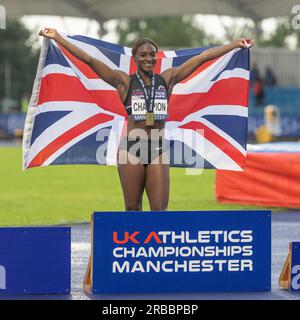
[22,33,249,170]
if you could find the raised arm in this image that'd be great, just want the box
[39,28,129,99]
[162,38,254,90]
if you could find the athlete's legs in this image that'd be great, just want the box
[145,152,170,211]
[117,150,146,211]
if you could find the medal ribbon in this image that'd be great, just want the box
[136,72,156,113]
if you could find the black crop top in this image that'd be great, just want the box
[123,73,169,121]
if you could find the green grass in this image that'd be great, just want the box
[0,147,270,226]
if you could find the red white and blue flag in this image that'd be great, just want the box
[22,34,249,170]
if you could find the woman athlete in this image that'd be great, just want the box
[39,28,254,211]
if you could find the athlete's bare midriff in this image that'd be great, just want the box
[126,118,166,140]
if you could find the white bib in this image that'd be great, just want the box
[131,96,168,116]
[130,84,169,121]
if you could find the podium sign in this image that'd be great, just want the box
[279,242,300,291]
[0,227,71,294]
[291,242,300,291]
[85,211,271,294]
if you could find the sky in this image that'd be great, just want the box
[21,14,278,48]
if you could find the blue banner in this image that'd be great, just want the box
[0,227,71,294]
[291,242,300,291]
[248,115,300,138]
[92,210,271,293]
[0,113,25,137]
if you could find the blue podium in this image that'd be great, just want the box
[279,242,300,291]
[84,210,271,294]
[0,227,71,294]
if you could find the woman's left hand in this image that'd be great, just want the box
[234,38,255,49]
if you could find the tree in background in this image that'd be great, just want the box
[217,15,300,49]
[116,16,220,49]
[218,18,255,43]
[259,17,298,48]
[116,15,300,49]
[0,19,39,107]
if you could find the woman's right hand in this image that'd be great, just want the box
[39,28,58,40]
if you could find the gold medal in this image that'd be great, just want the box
[146,112,154,126]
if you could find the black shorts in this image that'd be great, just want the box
[118,137,167,165]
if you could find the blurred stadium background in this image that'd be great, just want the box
[1,0,300,226]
